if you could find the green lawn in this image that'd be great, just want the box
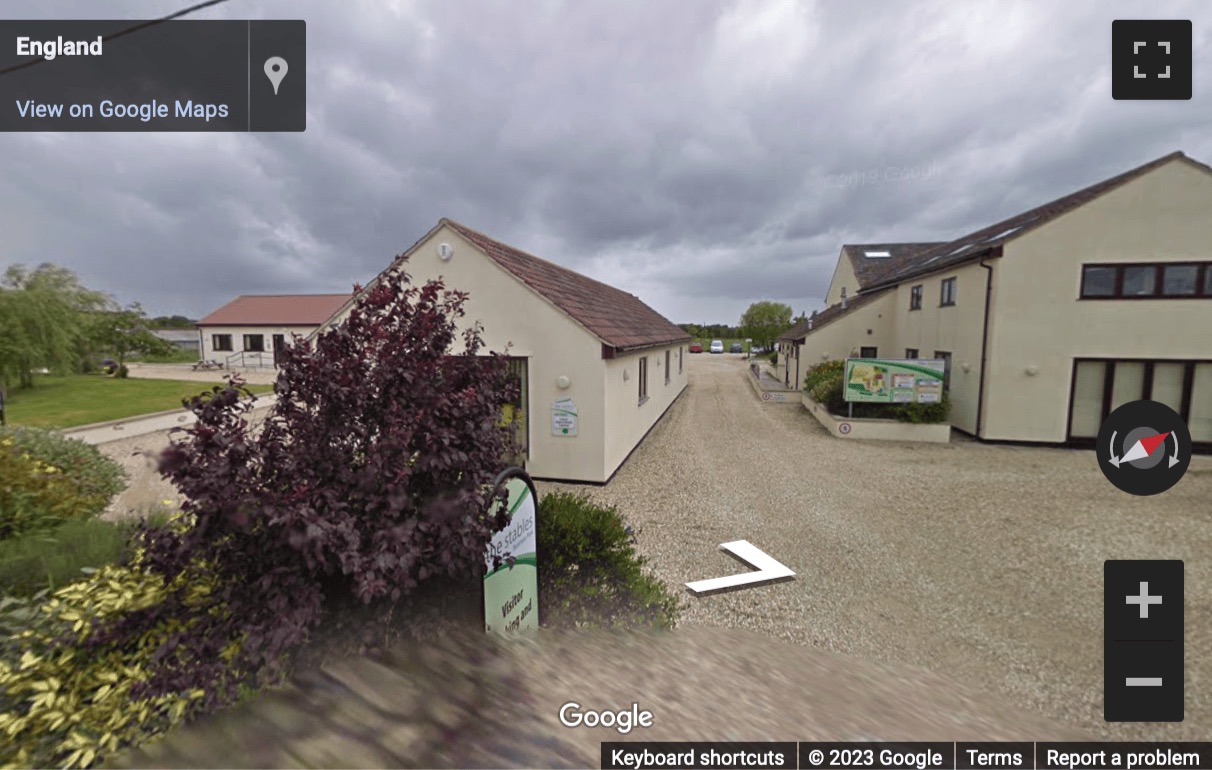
[4,374,274,429]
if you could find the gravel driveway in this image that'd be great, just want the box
[93,354,1211,746]
[538,354,1212,741]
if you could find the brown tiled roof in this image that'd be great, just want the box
[198,294,351,326]
[777,290,887,342]
[863,151,1209,293]
[439,219,690,351]
[841,243,946,287]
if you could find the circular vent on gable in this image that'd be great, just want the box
[437,242,453,260]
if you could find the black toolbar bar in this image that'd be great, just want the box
[601,742,1212,770]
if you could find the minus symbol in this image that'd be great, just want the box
[1126,677,1163,686]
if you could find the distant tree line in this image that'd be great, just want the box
[149,314,196,329]
[678,323,743,339]
[0,263,177,389]
[680,301,803,353]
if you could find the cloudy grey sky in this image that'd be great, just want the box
[2,0,1210,325]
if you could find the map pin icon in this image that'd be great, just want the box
[264,57,288,95]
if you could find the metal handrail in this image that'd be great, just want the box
[224,351,273,369]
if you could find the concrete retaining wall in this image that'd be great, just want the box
[802,393,952,443]
[746,371,795,402]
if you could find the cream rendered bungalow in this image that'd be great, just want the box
[312,219,692,483]
[197,294,352,367]
[782,151,1212,450]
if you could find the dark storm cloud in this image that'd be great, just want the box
[1,0,1210,325]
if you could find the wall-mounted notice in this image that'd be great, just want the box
[552,397,577,436]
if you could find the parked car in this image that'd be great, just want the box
[710,340,724,354]
[750,345,767,354]
[689,343,703,353]
[729,343,743,353]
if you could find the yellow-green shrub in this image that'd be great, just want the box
[0,528,237,770]
[0,437,84,540]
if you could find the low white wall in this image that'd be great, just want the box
[801,393,952,443]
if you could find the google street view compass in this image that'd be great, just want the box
[1097,400,1191,496]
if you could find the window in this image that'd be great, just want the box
[909,285,923,310]
[665,349,671,384]
[939,277,957,306]
[1080,266,1118,297]
[1069,359,1212,444]
[638,357,648,404]
[243,334,265,352]
[1121,265,1157,296]
[859,346,878,358]
[679,347,683,374]
[1163,264,1199,296]
[212,334,232,352]
[905,348,919,359]
[934,350,952,391]
[1081,262,1212,298]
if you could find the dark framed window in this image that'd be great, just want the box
[212,334,232,352]
[939,277,957,306]
[934,350,952,391]
[665,349,671,384]
[1122,265,1157,296]
[1163,264,1200,296]
[679,346,683,374]
[905,348,919,359]
[860,346,878,358]
[243,334,265,352]
[909,285,923,310]
[638,357,648,404]
[1081,262,1212,299]
[1080,266,1117,297]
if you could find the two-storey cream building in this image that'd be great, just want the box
[780,151,1212,450]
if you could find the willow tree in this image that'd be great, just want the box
[0,263,110,388]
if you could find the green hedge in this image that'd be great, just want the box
[537,492,679,630]
[0,515,169,597]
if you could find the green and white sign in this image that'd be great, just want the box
[844,358,945,403]
[552,397,577,436]
[484,468,539,634]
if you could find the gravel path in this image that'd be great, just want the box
[538,354,1212,741]
[94,404,276,522]
[124,362,279,385]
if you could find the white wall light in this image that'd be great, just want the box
[623,369,630,381]
[1025,366,1040,376]
[960,362,971,373]
[437,243,453,261]
[556,375,571,389]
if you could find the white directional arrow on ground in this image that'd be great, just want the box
[685,540,795,595]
